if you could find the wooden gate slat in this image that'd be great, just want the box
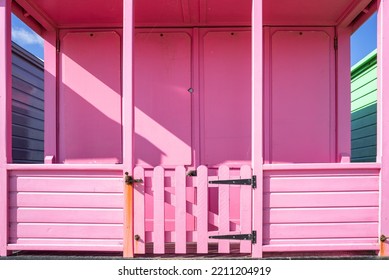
[134,166,145,254]
[197,165,208,253]
[240,165,252,253]
[175,166,186,254]
[153,166,165,254]
[218,165,230,253]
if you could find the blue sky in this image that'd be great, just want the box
[12,12,378,65]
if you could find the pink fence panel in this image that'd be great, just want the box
[135,165,253,255]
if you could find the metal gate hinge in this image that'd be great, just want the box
[208,175,257,189]
[124,172,143,185]
[209,230,257,244]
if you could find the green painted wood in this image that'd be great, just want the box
[351,50,377,162]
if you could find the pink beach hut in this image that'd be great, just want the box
[1,0,389,258]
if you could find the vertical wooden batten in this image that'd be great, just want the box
[123,0,135,258]
[251,0,263,258]
[0,0,11,256]
[43,31,58,162]
[377,0,389,256]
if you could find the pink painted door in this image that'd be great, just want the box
[201,29,252,167]
[265,27,336,163]
[58,31,122,163]
[134,30,193,167]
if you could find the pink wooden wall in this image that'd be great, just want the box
[1,0,389,257]
[134,28,251,168]
[58,31,122,164]
[264,27,336,163]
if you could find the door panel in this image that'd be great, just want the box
[134,31,192,167]
[268,28,335,163]
[59,31,122,163]
[201,30,252,167]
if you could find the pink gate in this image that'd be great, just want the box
[132,165,253,255]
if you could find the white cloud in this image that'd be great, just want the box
[12,27,43,46]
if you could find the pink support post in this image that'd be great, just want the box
[0,0,11,257]
[377,0,389,256]
[251,0,263,258]
[123,0,135,257]
[43,31,58,161]
[336,27,352,162]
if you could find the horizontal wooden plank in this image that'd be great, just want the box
[264,176,379,192]
[12,111,44,131]
[12,149,44,163]
[352,103,376,120]
[351,124,377,140]
[264,207,379,223]
[264,192,379,208]
[9,193,123,208]
[352,135,376,150]
[351,112,376,131]
[351,146,377,159]
[352,97,376,112]
[10,208,123,224]
[9,177,123,192]
[351,156,376,163]
[9,238,123,246]
[13,137,44,151]
[12,87,44,110]
[9,223,123,239]
[13,124,44,141]
[351,66,377,91]
[351,78,377,102]
[264,237,378,245]
[264,223,378,239]
[7,244,122,252]
[12,101,44,120]
[263,243,378,252]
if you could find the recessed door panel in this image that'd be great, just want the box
[59,31,122,163]
[134,32,192,167]
[269,29,335,163]
[202,30,252,166]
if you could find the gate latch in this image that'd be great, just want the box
[124,172,143,185]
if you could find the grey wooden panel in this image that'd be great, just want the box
[11,43,44,163]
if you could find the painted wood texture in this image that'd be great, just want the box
[134,165,252,254]
[134,31,192,167]
[351,50,377,162]
[263,166,380,252]
[8,169,123,251]
[59,31,122,164]
[267,28,335,163]
[11,43,44,163]
[201,30,251,167]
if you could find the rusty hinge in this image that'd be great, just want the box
[124,172,143,185]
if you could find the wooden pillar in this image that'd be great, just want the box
[0,0,11,256]
[336,27,352,162]
[43,31,58,162]
[251,0,263,258]
[377,0,389,256]
[123,0,135,258]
